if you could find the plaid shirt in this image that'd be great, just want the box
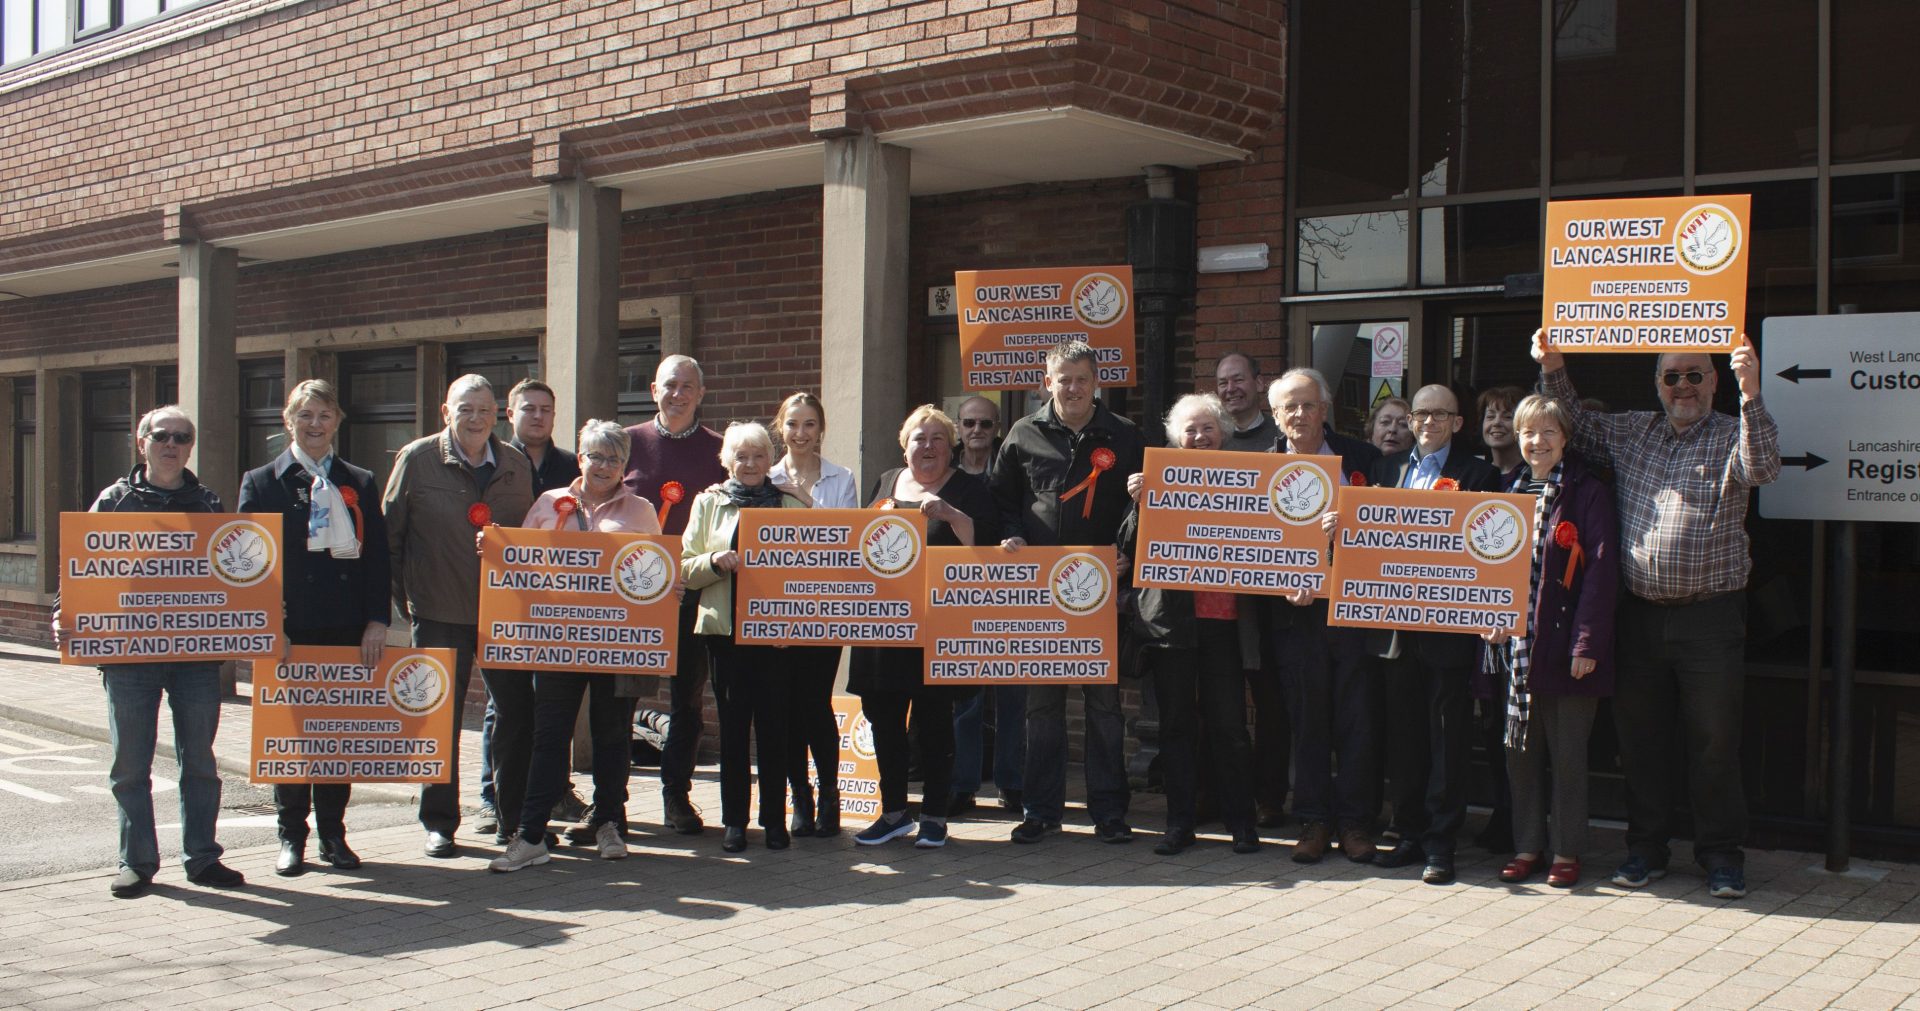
[1543,369,1780,602]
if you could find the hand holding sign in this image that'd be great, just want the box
[1731,334,1760,398]
[1531,328,1565,373]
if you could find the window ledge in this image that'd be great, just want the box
[0,542,36,556]
[0,0,309,97]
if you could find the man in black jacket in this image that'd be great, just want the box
[992,341,1143,845]
[1266,369,1382,866]
[1368,384,1502,884]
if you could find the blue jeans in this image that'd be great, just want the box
[479,696,497,807]
[1023,683,1129,825]
[951,686,1026,794]
[103,662,224,878]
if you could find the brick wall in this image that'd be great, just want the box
[0,601,53,648]
[0,280,175,360]
[1193,139,1289,382]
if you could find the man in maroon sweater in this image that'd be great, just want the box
[623,355,728,834]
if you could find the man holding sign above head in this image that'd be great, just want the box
[384,375,535,859]
[1265,368,1381,865]
[1366,384,1502,885]
[1531,328,1778,900]
[622,355,727,836]
[993,340,1143,845]
[238,380,390,877]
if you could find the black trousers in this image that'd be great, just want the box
[517,672,635,842]
[1155,618,1255,833]
[864,689,956,818]
[1273,601,1375,826]
[708,636,790,828]
[1382,632,1477,856]
[480,667,536,841]
[411,619,477,834]
[275,625,364,842]
[660,601,709,797]
[1241,599,1291,814]
[786,646,842,806]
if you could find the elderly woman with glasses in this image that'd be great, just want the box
[682,422,810,853]
[490,420,663,872]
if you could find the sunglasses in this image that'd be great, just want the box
[959,418,996,429]
[146,430,195,445]
[1660,370,1707,388]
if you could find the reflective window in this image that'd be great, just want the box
[1418,0,1540,195]
[1296,211,1408,293]
[238,359,286,471]
[1698,179,1816,325]
[82,372,132,496]
[13,379,35,540]
[1697,0,1817,174]
[339,351,418,491]
[446,338,539,442]
[1419,200,1539,287]
[1294,0,1410,205]
[1309,320,1405,438]
[1,0,184,67]
[1833,1,1920,164]
[616,328,663,425]
[1832,171,1920,314]
[1551,0,1683,184]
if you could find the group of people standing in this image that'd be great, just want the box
[72,329,1778,905]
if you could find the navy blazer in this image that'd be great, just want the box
[1361,441,1506,665]
[238,450,393,635]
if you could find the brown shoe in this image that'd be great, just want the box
[1339,825,1377,863]
[1292,821,1332,863]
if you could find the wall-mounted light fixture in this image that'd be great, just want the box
[1197,243,1270,274]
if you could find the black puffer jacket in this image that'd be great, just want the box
[89,466,224,514]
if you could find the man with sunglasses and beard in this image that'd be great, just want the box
[1530,330,1779,901]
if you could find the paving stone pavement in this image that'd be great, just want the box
[2,648,1919,1010]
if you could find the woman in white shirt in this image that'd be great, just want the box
[768,392,857,837]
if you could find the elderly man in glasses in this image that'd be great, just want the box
[1530,332,1779,900]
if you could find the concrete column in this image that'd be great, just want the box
[35,370,80,594]
[545,178,622,444]
[178,242,240,506]
[285,346,337,388]
[820,134,911,488]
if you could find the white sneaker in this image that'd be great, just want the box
[595,822,629,860]
[488,834,549,873]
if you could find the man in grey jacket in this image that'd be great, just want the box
[384,375,535,858]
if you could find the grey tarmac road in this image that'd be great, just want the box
[0,714,417,882]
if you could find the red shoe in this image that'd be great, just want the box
[1548,860,1581,888]
[1498,856,1539,883]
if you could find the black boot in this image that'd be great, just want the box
[791,783,817,836]
[815,785,841,836]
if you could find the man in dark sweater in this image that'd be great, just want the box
[622,355,727,834]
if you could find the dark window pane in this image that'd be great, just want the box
[89,429,131,494]
[1420,200,1540,286]
[343,422,417,494]
[1294,1,1410,205]
[156,366,177,406]
[1419,0,1541,195]
[244,423,285,471]
[1551,0,1683,184]
[1698,180,1816,327]
[1697,0,1816,174]
[1833,1,1920,164]
[1832,172,1920,314]
[1310,321,1406,439]
[1297,210,1409,293]
[617,329,662,425]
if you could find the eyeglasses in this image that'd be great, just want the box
[1410,409,1455,423]
[1660,370,1707,387]
[582,452,622,468]
[1274,401,1324,416]
[959,418,996,429]
[146,430,195,445]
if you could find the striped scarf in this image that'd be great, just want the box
[1489,462,1561,750]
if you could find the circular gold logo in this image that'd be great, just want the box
[849,711,878,762]
[387,653,451,718]
[611,540,675,606]
[859,514,921,578]
[1072,272,1129,328]
[1049,552,1112,616]
[1674,203,1741,275]
[1463,501,1527,565]
[208,520,277,588]
[1268,462,1331,524]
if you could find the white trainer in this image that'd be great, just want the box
[595,822,629,860]
[488,834,549,873]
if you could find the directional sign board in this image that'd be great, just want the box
[1758,312,1920,523]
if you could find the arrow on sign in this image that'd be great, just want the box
[1776,364,1832,383]
[1780,452,1828,470]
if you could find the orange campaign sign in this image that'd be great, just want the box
[1543,194,1752,353]
[817,695,885,819]
[955,265,1137,390]
[1132,448,1336,597]
[1326,487,1535,637]
[924,546,1118,685]
[58,512,283,664]
[250,646,457,784]
[476,527,680,675]
[734,508,927,647]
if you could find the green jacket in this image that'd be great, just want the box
[680,484,808,636]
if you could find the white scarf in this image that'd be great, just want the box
[291,444,360,559]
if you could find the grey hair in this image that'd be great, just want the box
[577,419,629,465]
[1044,340,1098,371]
[656,354,705,385]
[1165,393,1234,440]
[445,373,496,403]
[137,405,194,440]
[1269,368,1333,407]
[718,421,774,466]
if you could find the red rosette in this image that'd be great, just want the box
[1062,448,1118,519]
[339,485,365,543]
[1433,477,1459,491]
[1348,471,1367,487]
[339,486,358,508]
[661,481,686,505]
[1090,447,1116,472]
[1554,520,1578,550]
[468,502,492,528]
[553,495,581,530]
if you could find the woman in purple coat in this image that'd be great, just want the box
[1479,394,1618,889]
